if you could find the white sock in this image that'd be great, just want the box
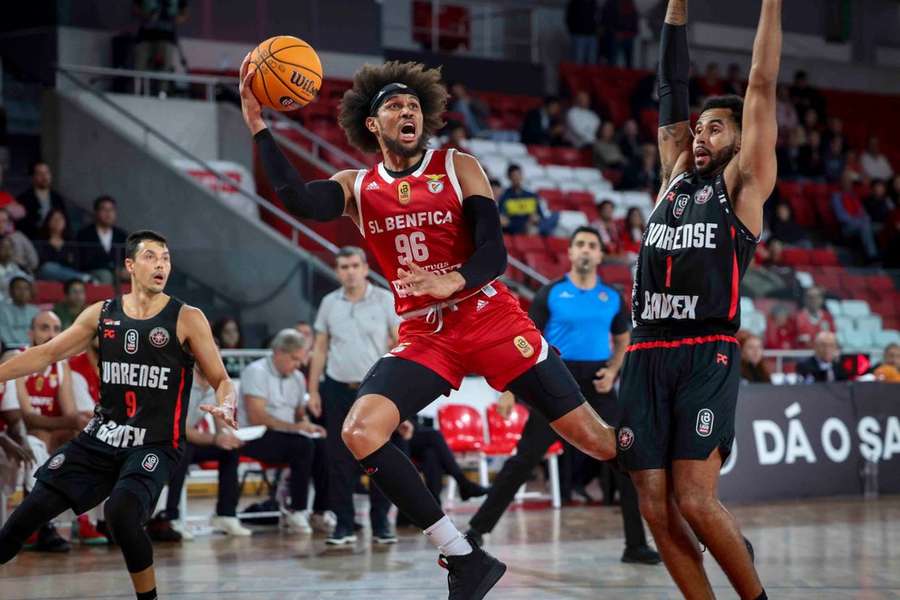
[424,515,472,556]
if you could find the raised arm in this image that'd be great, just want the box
[657,0,693,191]
[733,0,782,230]
[238,53,355,224]
[0,303,101,384]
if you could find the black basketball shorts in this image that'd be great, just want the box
[35,433,180,516]
[616,332,740,471]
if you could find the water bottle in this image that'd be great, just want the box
[862,459,879,499]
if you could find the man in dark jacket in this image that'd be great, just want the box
[797,331,849,383]
[567,0,599,64]
[16,162,68,239]
[75,196,128,284]
[521,97,563,146]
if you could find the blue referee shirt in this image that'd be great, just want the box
[528,275,629,362]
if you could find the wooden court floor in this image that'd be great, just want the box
[2,495,898,599]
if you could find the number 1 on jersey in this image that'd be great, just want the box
[124,390,137,417]
[395,231,429,264]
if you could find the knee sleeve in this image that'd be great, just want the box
[105,488,154,573]
[0,482,71,563]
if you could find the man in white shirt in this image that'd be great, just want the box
[240,329,325,534]
[860,136,895,182]
[566,91,601,148]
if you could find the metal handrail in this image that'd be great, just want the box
[57,62,236,101]
[265,111,366,170]
[56,66,358,285]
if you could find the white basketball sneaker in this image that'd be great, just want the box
[211,516,252,537]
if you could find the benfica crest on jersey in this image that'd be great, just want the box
[425,174,445,194]
[398,181,412,205]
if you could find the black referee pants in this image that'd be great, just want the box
[469,360,648,550]
[322,376,392,532]
[164,442,240,518]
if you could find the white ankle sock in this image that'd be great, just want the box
[424,515,472,556]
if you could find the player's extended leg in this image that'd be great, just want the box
[630,469,714,600]
[673,450,764,599]
[105,485,158,599]
[343,357,506,599]
[0,482,71,563]
[504,352,616,462]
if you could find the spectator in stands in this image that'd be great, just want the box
[34,208,92,284]
[777,127,803,180]
[695,63,725,101]
[0,209,37,273]
[775,85,799,136]
[0,164,25,221]
[443,123,469,153]
[739,334,770,384]
[797,331,848,383]
[212,316,243,378]
[0,237,29,299]
[16,161,68,239]
[622,143,660,192]
[801,108,820,137]
[566,91,601,148]
[593,121,628,170]
[132,0,188,95]
[860,136,895,182]
[618,119,642,167]
[789,70,826,122]
[770,202,811,247]
[52,279,87,331]
[764,303,799,350]
[598,0,638,68]
[566,0,599,64]
[822,135,846,183]
[240,329,326,534]
[744,240,800,300]
[76,196,129,285]
[147,364,249,541]
[821,116,844,149]
[619,207,645,255]
[498,164,549,235]
[795,286,836,348]
[448,83,489,138]
[890,174,900,204]
[306,247,402,545]
[844,149,863,183]
[489,178,503,203]
[831,168,879,262]
[798,130,825,180]
[0,277,39,348]
[521,96,563,146]
[864,179,895,224]
[723,63,745,97]
[872,343,900,383]
[593,200,620,253]
[294,320,315,372]
[630,71,658,116]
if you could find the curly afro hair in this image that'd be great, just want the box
[338,61,448,154]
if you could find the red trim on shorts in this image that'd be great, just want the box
[727,226,739,320]
[626,334,738,352]
[172,367,186,448]
[665,255,672,288]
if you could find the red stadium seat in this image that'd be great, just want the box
[528,145,560,164]
[599,263,632,286]
[809,248,840,266]
[483,403,530,455]
[544,236,570,258]
[34,280,64,304]
[85,284,116,304]
[779,247,812,266]
[437,404,485,452]
[538,189,567,211]
[866,274,895,292]
[512,234,546,255]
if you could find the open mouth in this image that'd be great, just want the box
[152,274,165,284]
[399,122,417,142]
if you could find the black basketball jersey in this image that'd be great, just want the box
[631,171,758,335]
[84,296,195,450]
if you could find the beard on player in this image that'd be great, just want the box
[694,140,738,177]
[380,117,428,159]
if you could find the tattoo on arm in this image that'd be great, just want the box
[665,0,687,25]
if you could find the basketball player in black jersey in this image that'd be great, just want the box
[616,1,781,599]
[0,231,236,600]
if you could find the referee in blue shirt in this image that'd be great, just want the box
[466,226,660,565]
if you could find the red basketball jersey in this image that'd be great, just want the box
[25,363,64,417]
[354,148,478,316]
[68,352,100,405]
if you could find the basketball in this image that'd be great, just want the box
[249,35,323,111]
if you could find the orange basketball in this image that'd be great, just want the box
[249,35,323,111]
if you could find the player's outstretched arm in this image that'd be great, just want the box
[182,306,237,429]
[0,303,101,384]
[733,0,782,232]
[657,0,693,192]
[238,52,352,224]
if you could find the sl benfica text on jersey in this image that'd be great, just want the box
[83,297,195,450]
[632,171,758,334]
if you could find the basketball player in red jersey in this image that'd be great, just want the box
[240,57,616,599]
[615,1,781,599]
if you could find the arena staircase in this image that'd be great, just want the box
[44,66,347,340]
